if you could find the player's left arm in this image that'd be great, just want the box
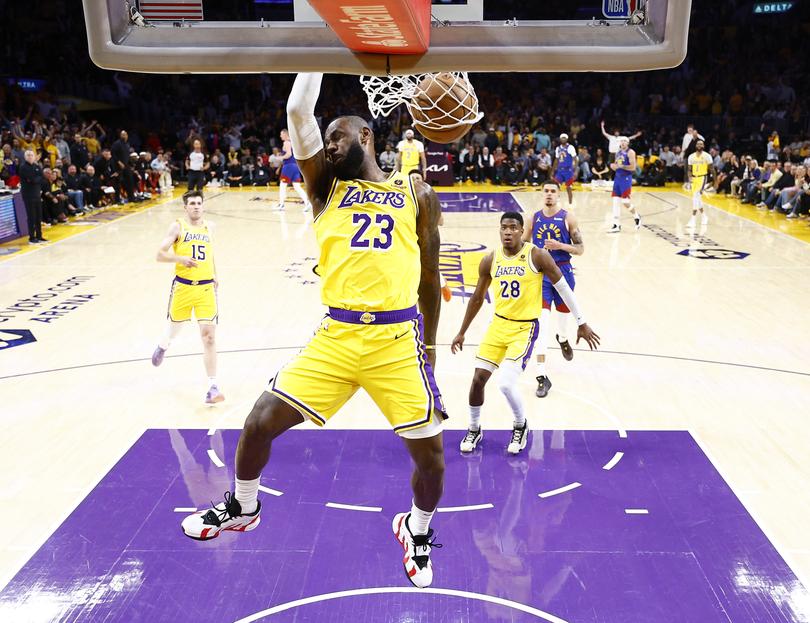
[419,142,427,172]
[208,221,218,288]
[545,212,584,256]
[414,178,442,367]
[531,247,600,350]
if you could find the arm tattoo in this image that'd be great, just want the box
[571,228,584,246]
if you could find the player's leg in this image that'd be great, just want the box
[622,189,641,229]
[688,183,701,228]
[153,280,189,366]
[460,366,492,452]
[394,428,445,588]
[291,179,312,212]
[501,320,539,454]
[182,320,357,540]
[535,283,554,397]
[609,195,622,233]
[199,322,223,404]
[565,177,574,204]
[181,391,303,540]
[276,177,288,210]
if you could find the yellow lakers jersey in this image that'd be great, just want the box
[315,172,420,311]
[398,140,422,168]
[688,152,712,177]
[490,243,543,321]
[173,219,215,281]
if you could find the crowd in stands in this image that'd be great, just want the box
[1,0,809,234]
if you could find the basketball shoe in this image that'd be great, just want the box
[535,375,552,398]
[182,492,261,540]
[392,512,442,588]
[459,427,483,453]
[607,223,621,234]
[507,422,529,455]
[151,346,166,367]
[556,335,573,361]
[205,385,225,404]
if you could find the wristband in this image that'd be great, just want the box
[424,345,436,350]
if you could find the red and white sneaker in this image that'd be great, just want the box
[181,492,261,540]
[392,512,442,588]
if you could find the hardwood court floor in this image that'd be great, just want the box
[0,184,808,615]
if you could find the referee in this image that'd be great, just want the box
[185,139,208,192]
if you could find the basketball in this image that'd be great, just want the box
[408,72,480,144]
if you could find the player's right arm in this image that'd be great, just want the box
[156,221,196,268]
[450,252,493,353]
[286,73,333,214]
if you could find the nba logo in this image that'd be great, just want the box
[602,0,637,19]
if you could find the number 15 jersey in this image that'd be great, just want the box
[315,171,420,312]
[491,242,543,321]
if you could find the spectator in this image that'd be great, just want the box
[461,145,479,183]
[111,130,135,202]
[378,143,396,173]
[151,153,173,194]
[479,146,494,182]
[64,164,89,213]
[492,146,507,184]
[82,164,102,209]
[759,162,794,210]
[70,133,90,170]
[226,154,244,187]
[41,168,69,223]
[591,152,610,182]
[268,147,284,184]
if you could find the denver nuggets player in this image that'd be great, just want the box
[151,190,223,405]
[452,211,599,455]
[608,136,642,233]
[552,133,578,205]
[183,73,446,589]
[687,139,714,228]
[522,181,584,398]
[275,128,312,212]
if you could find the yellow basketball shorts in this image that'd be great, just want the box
[167,279,218,323]
[476,315,539,370]
[691,175,708,195]
[269,315,447,435]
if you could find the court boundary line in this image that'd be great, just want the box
[689,429,810,592]
[3,344,807,381]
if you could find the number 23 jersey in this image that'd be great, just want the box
[315,171,421,312]
[491,242,543,320]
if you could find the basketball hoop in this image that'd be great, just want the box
[360,72,483,143]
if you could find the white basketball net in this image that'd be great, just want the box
[359,72,484,131]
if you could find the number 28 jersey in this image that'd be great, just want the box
[491,242,543,321]
[315,171,420,312]
[173,218,214,282]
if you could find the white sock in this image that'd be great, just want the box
[556,312,570,343]
[159,321,183,350]
[409,500,435,535]
[498,361,525,427]
[208,376,218,387]
[278,181,287,206]
[536,357,547,376]
[612,197,621,223]
[469,405,481,431]
[234,477,260,514]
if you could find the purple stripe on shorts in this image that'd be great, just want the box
[520,319,540,370]
[414,314,447,418]
[271,378,327,426]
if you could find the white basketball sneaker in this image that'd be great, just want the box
[459,428,483,453]
[507,422,529,455]
[392,512,441,588]
[181,492,261,540]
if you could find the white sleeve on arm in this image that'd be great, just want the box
[552,276,585,325]
[286,73,324,161]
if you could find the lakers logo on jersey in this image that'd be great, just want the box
[490,242,543,321]
[315,172,420,312]
[174,219,214,282]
